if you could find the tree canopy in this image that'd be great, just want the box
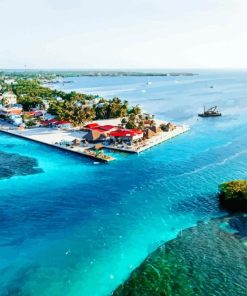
[219,180,247,212]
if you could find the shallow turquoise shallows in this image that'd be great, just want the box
[0,70,247,296]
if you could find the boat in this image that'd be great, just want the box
[198,106,222,117]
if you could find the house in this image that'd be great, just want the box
[144,128,156,139]
[41,119,59,126]
[83,123,143,143]
[4,79,15,85]
[55,96,64,102]
[143,112,155,119]
[0,104,23,116]
[43,100,50,110]
[83,129,107,143]
[25,110,45,118]
[41,119,71,129]
[56,121,72,129]
[150,125,161,134]
[83,123,118,143]
[72,139,81,146]
[163,122,176,132]
[2,91,17,105]
[8,115,23,126]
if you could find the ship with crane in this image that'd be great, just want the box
[198,106,222,117]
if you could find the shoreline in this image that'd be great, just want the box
[0,127,114,163]
[0,120,189,162]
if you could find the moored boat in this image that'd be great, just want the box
[198,106,222,117]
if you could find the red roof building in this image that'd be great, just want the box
[97,125,116,131]
[85,123,117,133]
[85,123,100,129]
[41,119,59,126]
[84,123,143,141]
[110,129,143,140]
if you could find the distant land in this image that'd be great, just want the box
[0,69,196,79]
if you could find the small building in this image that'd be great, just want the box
[8,115,23,126]
[144,128,156,139]
[2,91,17,105]
[83,130,107,143]
[41,119,71,129]
[56,121,72,129]
[41,119,59,126]
[72,139,81,146]
[4,79,15,85]
[0,104,23,116]
[143,112,155,119]
[43,100,50,110]
[55,96,64,102]
[25,110,45,118]
[150,125,161,134]
[163,122,176,132]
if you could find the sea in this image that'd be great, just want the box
[0,70,246,296]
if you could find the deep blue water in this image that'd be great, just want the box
[0,71,247,296]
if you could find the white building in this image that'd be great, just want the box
[4,79,15,85]
[2,91,17,105]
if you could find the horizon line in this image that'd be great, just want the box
[2,67,247,72]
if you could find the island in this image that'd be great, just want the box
[0,69,196,79]
[0,73,189,163]
[219,180,247,212]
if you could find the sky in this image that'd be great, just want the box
[0,0,247,69]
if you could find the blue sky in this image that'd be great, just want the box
[0,0,247,69]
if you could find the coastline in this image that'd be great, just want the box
[0,122,189,161]
[0,127,114,163]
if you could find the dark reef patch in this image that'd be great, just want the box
[0,151,43,180]
[171,194,219,216]
[0,265,37,296]
[113,215,247,296]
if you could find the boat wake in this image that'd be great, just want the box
[179,149,247,177]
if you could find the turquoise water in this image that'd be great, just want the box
[0,71,247,296]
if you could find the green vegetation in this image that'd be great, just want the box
[94,97,129,119]
[1,76,143,126]
[0,70,196,78]
[219,180,247,212]
[120,105,145,129]
[25,120,37,128]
